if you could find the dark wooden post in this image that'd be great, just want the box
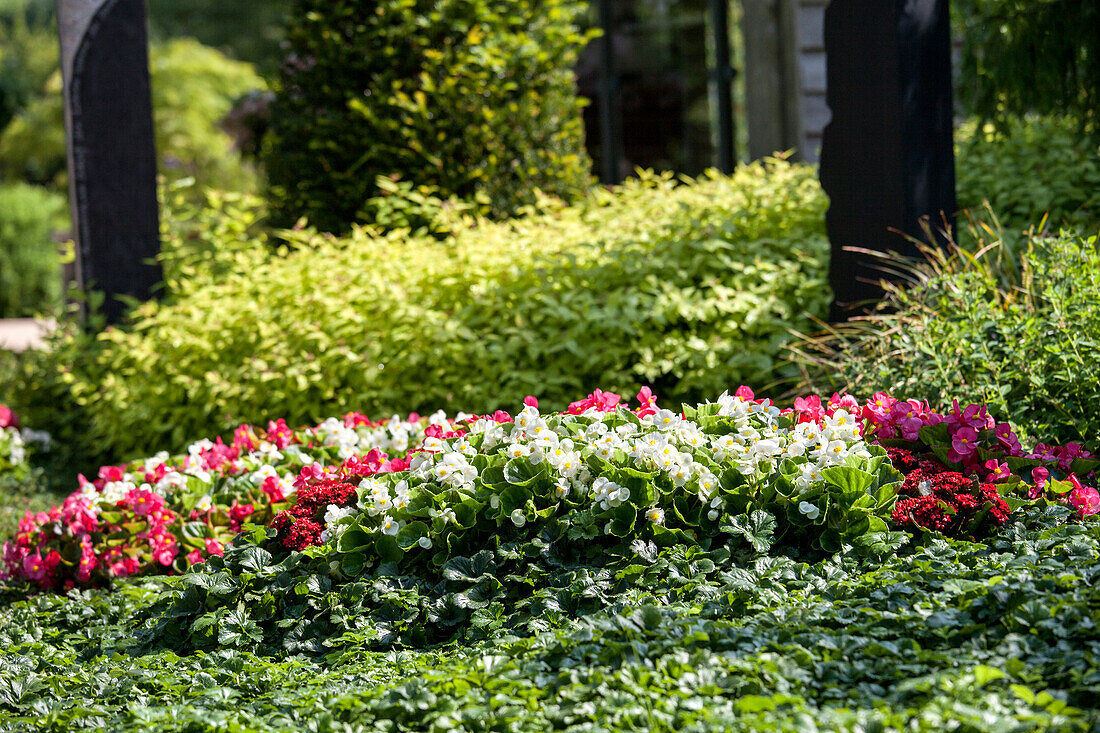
[819,0,956,320]
[58,0,161,325]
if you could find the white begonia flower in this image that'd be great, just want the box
[671,459,695,487]
[418,536,433,549]
[194,494,213,513]
[650,409,679,430]
[510,509,527,527]
[615,422,639,439]
[188,438,214,456]
[798,501,821,520]
[585,422,609,440]
[553,478,571,497]
[421,436,445,453]
[430,507,457,525]
[428,410,449,427]
[646,507,665,525]
[591,476,629,510]
[505,441,531,459]
[380,517,403,536]
[434,451,477,487]
[322,503,357,543]
[389,428,410,453]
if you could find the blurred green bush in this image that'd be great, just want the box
[0,38,265,194]
[262,0,594,233]
[0,182,67,318]
[5,160,828,468]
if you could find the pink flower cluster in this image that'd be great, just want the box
[5,478,179,590]
[848,392,1098,521]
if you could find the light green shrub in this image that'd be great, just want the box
[12,160,829,466]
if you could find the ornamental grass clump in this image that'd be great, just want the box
[795,229,1100,447]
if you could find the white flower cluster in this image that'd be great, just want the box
[712,393,870,492]
[1,427,26,467]
[365,390,880,545]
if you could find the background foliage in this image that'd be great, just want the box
[955,115,1100,232]
[0,182,66,318]
[953,0,1100,132]
[262,0,594,233]
[1,160,828,470]
[0,38,265,194]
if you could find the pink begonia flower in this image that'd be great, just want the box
[1068,476,1100,518]
[865,392,897,419]
[524,396,539,409]
[232,425,257,453]
[1029,466,1049,499]
[205,539,224,557]
[994,423,1023,456]
[735,385,755,401]
[267,418,296,447]
[22,552,47,582]
[187,549,204,565]
[899,417,924,441]
[984,459,1012,482]
[99,465,126,483]
[125,488,163,517]
[793,395,825,422]
[262,475,288,503]
[828,393,860,413]
[951,426,980,457]
[0,405,16,428]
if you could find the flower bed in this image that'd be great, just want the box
[2,389,1096,592]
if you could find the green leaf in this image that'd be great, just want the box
[821,466,875,494]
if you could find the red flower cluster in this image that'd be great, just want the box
[891,465,1011,538]
[271,480,358,550]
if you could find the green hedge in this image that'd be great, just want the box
[8,160,828,468]
[262,0,594,233]
[0,182,66,318]
[804,231,1100,446]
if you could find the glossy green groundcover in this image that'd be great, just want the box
[0,505,1097,732]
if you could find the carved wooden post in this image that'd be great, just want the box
[58,0,161,324]
[819,0,956,319]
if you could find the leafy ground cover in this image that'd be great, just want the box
[0,505,1097,730]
